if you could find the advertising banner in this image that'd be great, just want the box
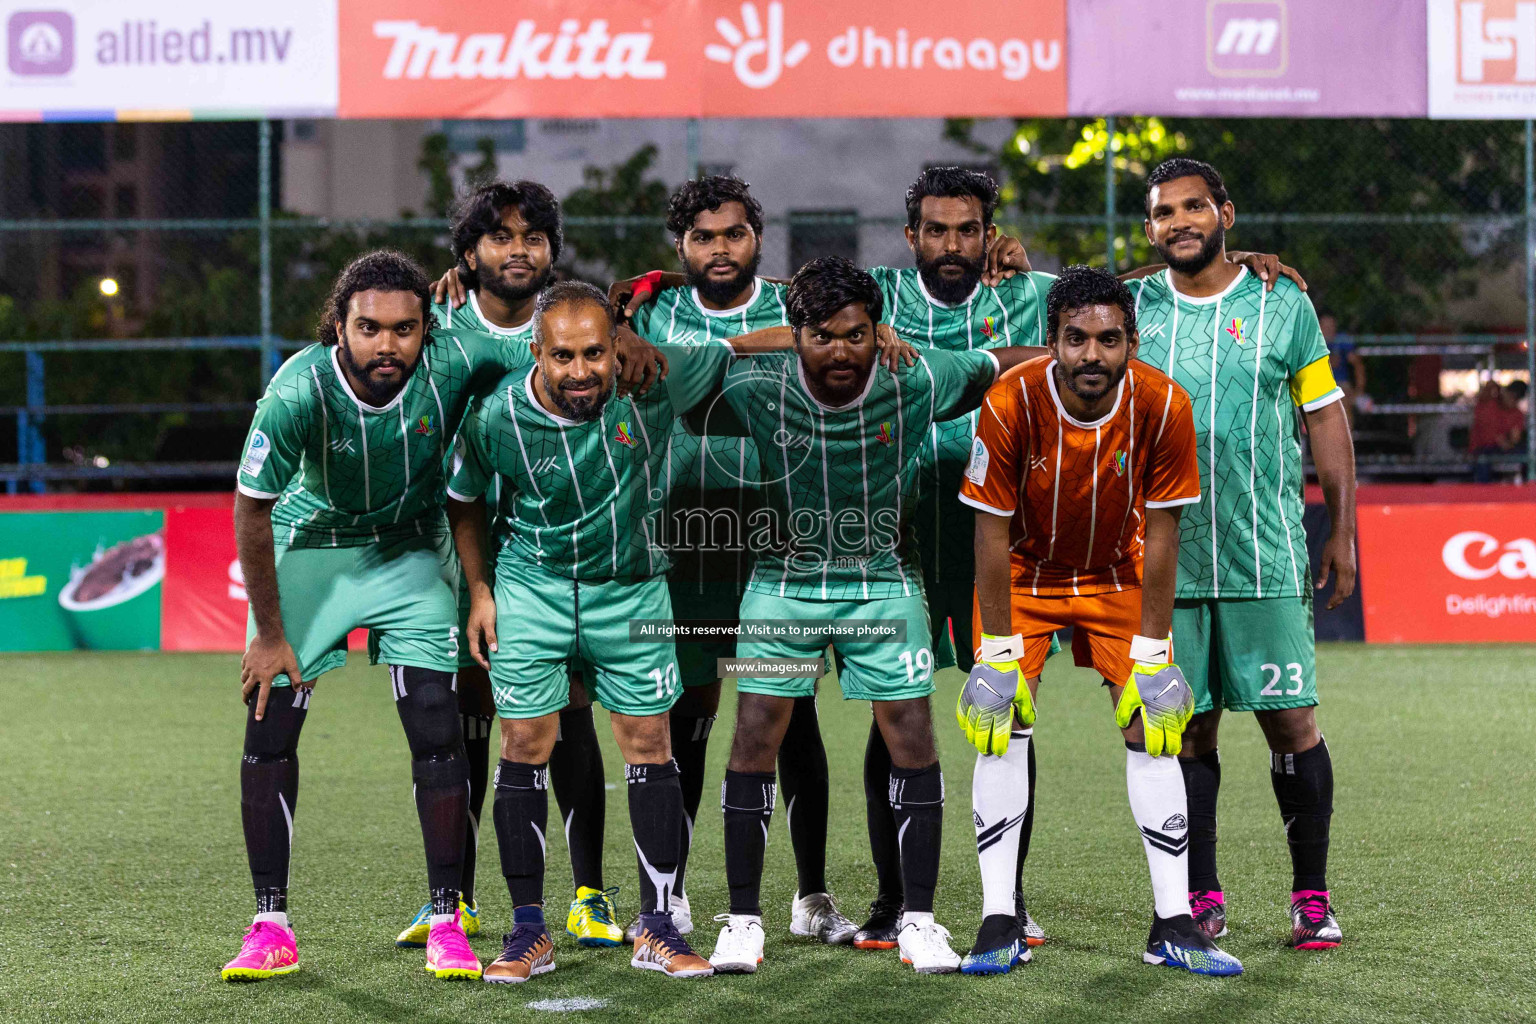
[0,510,163,651]
[1429,0,1536,118]
[1069,0,1427,116]
[160,506,246,652]
[337,0,1067,118]
[1356,502,1536,643]
[1,0,337,120]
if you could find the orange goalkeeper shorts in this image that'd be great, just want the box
[972,586,1143,684]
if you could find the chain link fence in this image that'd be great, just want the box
[1,116,1532,491]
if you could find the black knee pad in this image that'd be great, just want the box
[242,689,307,760]
[394,666,465,761]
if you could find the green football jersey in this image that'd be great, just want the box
[433,293,535,545]
[236,328,521,549]
[709,348,999,601]
[868,267,1055,587]
[447,344,736,581]
[629,278,789,596]
[1129,268,1342,599]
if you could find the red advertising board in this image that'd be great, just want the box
[337,0,1067,118]
[1357,502,1536,643]
[160,505,366,654]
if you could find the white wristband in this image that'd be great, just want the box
[980,633,1024,663]
[1129,633,1172,666]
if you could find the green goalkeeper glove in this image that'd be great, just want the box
[956,633,1035,756]
[1114,634,1194,757]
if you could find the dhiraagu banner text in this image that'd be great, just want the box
[0,510,164,651]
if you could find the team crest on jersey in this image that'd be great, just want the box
[1113,449,1127,476]
[875,422,894,446]
[614,421,638,448]
[980,316,997,340]
[414,415,436,436]
[1225,317,1245,344]
[240,430,271,477]
[966,437,990,484]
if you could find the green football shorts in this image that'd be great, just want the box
[669,579,743,688]
[1173,593,1318,714]
[250,531,460,687]
[488,558,681,720]
[734,589,935,702]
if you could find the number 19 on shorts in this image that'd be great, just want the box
[899,648,933,684]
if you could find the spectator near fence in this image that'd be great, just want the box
[1469,380,1528,483]
[1320,314,1366,427]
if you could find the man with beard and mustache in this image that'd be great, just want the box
[445,281,803,983]
[955,265,1243,976]
[1128,158,1355,953]
[396,180,633,952]
[224,250,543,983]
[698,257,1043,976]
[623,176,856,946]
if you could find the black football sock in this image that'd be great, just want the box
[549,704,606,891]
[722,769,776,917]
[1014,732,1038,901]
[241,688,308,916]
[1271,738,1334,893]
[1181,749,1223,892]
[668,708,715,898]
[626,761,683,915]
[394,667,470,916]
[888,762,945,915]
[460,712,493,903]
[863,719,903,902]
[494,760,549,908]
[778,695,830,896]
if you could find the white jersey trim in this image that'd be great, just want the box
[523,367,585,426]
[329,346,408,414]
[467,290,535,338]
[1300,388,1345,413]
[445,484,479,503]
[958,492,1014,517]
[691,276,762,318]
[236,482,281,499]
[1161,265,1250,306]
[795,355,879,412]
[1146,494,1202,509]
[1044,360,1125,428]
[913,266,982,309]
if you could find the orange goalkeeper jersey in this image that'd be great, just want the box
[958,356,1201,596]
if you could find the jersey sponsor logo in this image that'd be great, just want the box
[328,436,355,455]
[1442,530,1536,580]
[614,421,638,448]
[874,421,895,447]
[1113,449,1128,476]
[980,315,997,339]
[372,17,667,82]
[240,430,271,477]
[1029,454,1049,475]
[414,414,435,436]
[965,437,989,485]
[532,456,561,475]
[1225,316,1245,344]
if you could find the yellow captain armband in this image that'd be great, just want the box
[1289,356,1344,411]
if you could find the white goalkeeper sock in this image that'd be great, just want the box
[974,728,1031,919]
[1126,746,1192,920]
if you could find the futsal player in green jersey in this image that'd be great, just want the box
[398,181,634,950]
[447,281,813,983]
[700,257,1041,975]
[1130,158,1356,950]
[627,176,854,945]
[225,250,518,983]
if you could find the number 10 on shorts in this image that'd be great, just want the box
[648,664,679,699]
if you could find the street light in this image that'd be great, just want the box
[99,277,119,297]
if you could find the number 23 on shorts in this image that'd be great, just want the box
[1260,662,1305,696]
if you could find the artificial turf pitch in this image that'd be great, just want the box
[2,644,1532,1024]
